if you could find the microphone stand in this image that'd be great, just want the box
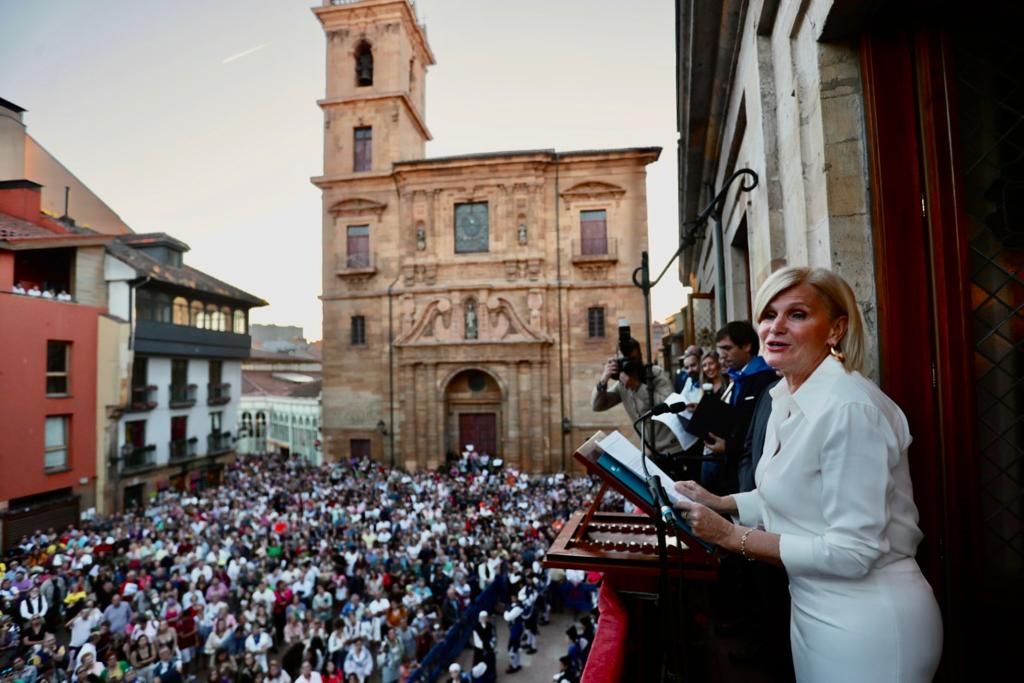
[633,409,677,682]
[629,167,758,681]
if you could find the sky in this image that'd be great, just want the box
[0,0,685,340]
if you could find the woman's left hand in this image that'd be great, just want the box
[674,499,737,546]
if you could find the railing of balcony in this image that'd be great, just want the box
[121,444,156,470]
[169,437,199,462]
[571,237,619,261]
[208,432,233,455]
[128,385,158,412]
[207,383,231,405]
[336,252,377,272]
[169,384,197,408]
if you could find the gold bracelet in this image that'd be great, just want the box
[740,527,757,561]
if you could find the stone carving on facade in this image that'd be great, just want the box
[415,223,426,251]
[502,258,544,282]
[400,294,416,333]
[527,288,544,330]
[464,299,478,340]
[395,294,550,346]
[328,197,388,217]
[558,181,627,204]
[575,263,611,281]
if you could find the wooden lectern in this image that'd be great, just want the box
[545,432,720,682]
[545,431,719,582]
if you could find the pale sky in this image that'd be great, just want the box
[0,0,685,340]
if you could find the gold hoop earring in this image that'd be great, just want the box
[829,345,846,363]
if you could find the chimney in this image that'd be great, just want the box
[0,179,45,224]
[0,97,28,182]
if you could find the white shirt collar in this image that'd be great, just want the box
[770,355,847,422]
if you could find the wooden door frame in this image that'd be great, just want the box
[862,26,983,680]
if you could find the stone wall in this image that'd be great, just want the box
[689,0,880,378]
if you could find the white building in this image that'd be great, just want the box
[103,233,266,510]
[238,349,322,465]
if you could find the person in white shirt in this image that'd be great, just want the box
[11,282,26,295]
[244,626,273,672]
[19,587,48,621]
[27,285,42,297]
[675,267,942,683]
[294,660,321,683]
[343,637,373,682]
[266,659,291,683]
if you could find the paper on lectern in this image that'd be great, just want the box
[596,431,694,506]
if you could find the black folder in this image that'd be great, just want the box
[684,393,735,442]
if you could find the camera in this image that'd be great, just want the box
[609,319,634,379]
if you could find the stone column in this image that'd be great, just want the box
[533,361,546,473]
[427,363,439,468]
[506,362,520,467]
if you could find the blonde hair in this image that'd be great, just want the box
[752,267,866,373]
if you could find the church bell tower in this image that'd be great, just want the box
[313,0,434,176]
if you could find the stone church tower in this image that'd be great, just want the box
[313,0,660,472]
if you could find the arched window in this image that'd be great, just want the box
[153,292,171,323]
[256,412,266,437]
[190,301,205,328]
[355,41,373,87]
[233,310,247,334]
[172,297,189,325]
[206,304,220,331]
[220,307,231,331]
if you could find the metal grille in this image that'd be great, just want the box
[955,32,1024,578]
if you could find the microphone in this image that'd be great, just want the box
[649,401,689,417]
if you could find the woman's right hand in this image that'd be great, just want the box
[675,480,723,510]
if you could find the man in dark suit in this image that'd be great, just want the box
[739,376,781,493]
[703,321,778,495]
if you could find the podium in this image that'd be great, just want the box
[545,432,720,682]
[545,431,719,578]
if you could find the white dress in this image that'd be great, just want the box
[732,356,942,682]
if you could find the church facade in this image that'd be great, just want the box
[313,0,659,471]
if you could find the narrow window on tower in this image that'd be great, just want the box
[355,41,373,87]
[351,315,366,346]
[587,307,606,339]
[580,209,608,255]
[354,127,372,172]
[347,225,370,267]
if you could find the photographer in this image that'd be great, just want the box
[592,343,692,479]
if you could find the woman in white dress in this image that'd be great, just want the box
[675,266,943,682]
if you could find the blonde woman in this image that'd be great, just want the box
[675,266,942,682]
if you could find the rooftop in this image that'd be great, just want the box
[108,238,267,307]
[393,146,662,167]
[243,370,323,398]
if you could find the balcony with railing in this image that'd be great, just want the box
[169,437,199,462]
[127,385,158,412]
[168,383,197,408]
[571,237,619,265]
[121,444,156,471]
[335,252,377,278]
[207,432,234,455]
[207,382,231,406]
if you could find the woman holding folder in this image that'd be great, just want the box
[674,267,942,682]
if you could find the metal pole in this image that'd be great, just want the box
[713,211,728,328]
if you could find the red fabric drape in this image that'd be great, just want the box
[581,581,628,683]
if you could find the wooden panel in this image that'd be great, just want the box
[458,412,497,457]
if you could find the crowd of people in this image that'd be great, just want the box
[0,453,601,683]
